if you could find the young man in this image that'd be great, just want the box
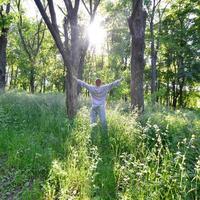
[74,76,122,128]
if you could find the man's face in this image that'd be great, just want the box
[95,79,101,87]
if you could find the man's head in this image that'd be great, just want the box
[95,78,101,87]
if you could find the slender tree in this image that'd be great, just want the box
[16,0,45,93]
[159,0,200,108]
[0,1,10,91]
[128,0,147,112]
[146,0,161,102]
[146,0,169,103]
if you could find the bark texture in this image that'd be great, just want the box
[128,0,147,112]
[0,3,10,91]
[0,34,7,91]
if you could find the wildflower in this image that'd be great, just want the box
[191,134,195,139]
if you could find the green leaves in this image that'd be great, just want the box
[0,2,12,32]
[0,0,10,4]
[144,0,151,7]
[0,13,12,30]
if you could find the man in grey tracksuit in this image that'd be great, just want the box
[74,77,122,127]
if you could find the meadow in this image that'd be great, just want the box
[0,93,199,200]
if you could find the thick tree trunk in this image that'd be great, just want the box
[128,0,147,112]
[0,34,8,91]
[64,17,80,117]
[65,71,78,118]
[0,3,10,92]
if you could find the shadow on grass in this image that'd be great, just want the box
[0,93,78,199]
[90,126,117,200]
[0,119,75,200]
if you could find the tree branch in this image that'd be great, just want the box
[36,27,45,56]
[31,18,43,52]
[92,0,100,16]
[90,0,92,14]
[34,0,67,64]
[47,0,57,26]
[63,0,73,17]
[155,0,162,9]
[58,5,67,17]
[0,6,3,14]
[81,0,90,15]
[16,0,33,61]
[74,0,80,14]
[6,2,10,14]
[18,24,33,61]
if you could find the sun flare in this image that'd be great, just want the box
[87,16,107,54]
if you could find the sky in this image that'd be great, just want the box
[23,0,113,54]
[23,0,116,20]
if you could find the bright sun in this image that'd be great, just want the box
[24,1,107,54]
[87,16,107,54]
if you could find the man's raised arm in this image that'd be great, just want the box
[104,78,123,92]
[73,76,93,91]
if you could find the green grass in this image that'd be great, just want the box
[0,92,199,199]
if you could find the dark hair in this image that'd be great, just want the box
[95,78,101,86]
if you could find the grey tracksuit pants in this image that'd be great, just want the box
[90,104,107,127]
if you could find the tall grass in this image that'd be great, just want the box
[0,92,199,199]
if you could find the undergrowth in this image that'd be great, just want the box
[0,92,199,199]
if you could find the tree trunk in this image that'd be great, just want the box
[166,77,170,107]
[150,45,157,100]
[77,40,89,94]
[166,53,172,107]
[128,0,147,112]
[150,17,157,97]
[0,3,10,92]
[172,80,177,109]
[9,64,14,89]
[43,76,46,93]
[65,70,78,118]
[179,80,184,107]
[13,67,19,88]
[29,67,35,93]
[0,34,7,91]
[65,17,80,117]
[149,0,162,103]
[178,63,185,108]
[177,19,185,108]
